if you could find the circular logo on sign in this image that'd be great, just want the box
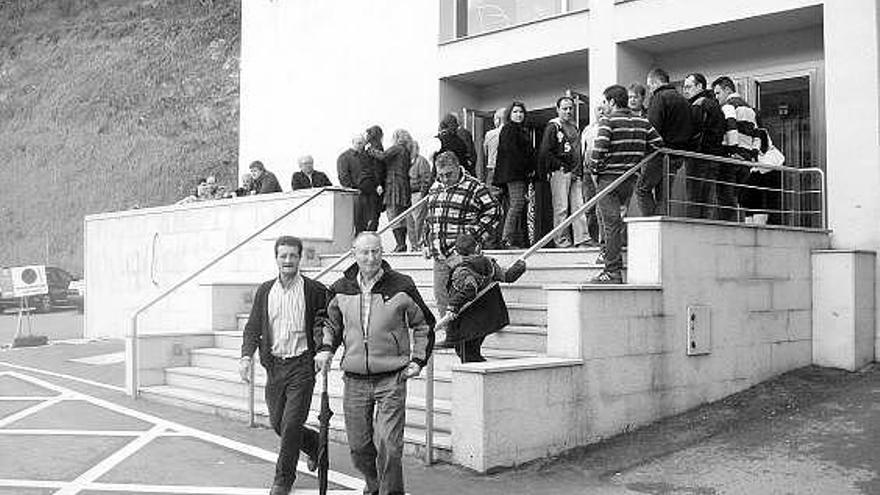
[21,268,37,285]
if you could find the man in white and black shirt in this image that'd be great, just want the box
[239,236,330,495]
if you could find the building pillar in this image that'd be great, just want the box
[587,0,617,116]
[823,0,880,350]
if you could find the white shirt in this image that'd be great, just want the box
[358,268,384,337]
[268,274,307,358]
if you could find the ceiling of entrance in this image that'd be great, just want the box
[624,5,823,54]
[444,49,588,88]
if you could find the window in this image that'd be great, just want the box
[440,0,588,42]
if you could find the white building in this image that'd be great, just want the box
[92,0,879,473]
[239,0,878,260]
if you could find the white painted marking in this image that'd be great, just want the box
[0,429,145,436]
[53,424,168,495]
[0,478,64,489]
[0,396,54,401]
[69,352,125,365]
[0,395,66,428]
[1,371,365,493]
[0,361,127,392]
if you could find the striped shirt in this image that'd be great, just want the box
[720,94,760,161]
[268,274,307,358]
[424,169,501,257]
[590,108,664,173]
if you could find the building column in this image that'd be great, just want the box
[823,0,880,351]
[588,0,617,115]
[824,0,880,248]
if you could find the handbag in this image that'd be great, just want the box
[755,134,785,173]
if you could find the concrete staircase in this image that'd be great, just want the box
[140,247,611,460]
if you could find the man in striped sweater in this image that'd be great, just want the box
[712,76,761,221]
[589,85,664,283]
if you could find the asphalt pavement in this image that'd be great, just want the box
[1,313,879,494]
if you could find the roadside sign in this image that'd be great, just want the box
[10,265,49,297]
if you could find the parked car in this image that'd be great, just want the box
[0,266,82,313]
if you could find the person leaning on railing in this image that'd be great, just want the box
[589,85,664,284]
[422,151,502,315]
[712,76,760,222]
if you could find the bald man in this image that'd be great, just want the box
[291,155,332,191]
[315,232,435,495]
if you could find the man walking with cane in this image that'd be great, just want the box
[239,236,329,495]
[315,232,435,495]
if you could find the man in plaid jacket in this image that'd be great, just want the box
[423,151,502,317]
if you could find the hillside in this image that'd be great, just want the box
[0,0,240,275]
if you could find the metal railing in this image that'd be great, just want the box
[658,149,826,229]
[512,148,826,267]
[127,187,333,398]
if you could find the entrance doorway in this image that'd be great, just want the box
[756,75,811,168]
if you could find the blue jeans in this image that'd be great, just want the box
[549,170,589,246]
[343,372,408,495]
[264,354,319,489]
[433,257,451,316]
[596,173,637,274]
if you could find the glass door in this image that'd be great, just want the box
[461,107,496,182]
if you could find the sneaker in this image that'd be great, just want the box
[594,250,606,265]
[307,454,318,472]
[575,238,600,248]
[590,271,623,284]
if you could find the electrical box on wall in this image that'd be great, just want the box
[687,305,711,356]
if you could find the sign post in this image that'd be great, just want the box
[7,265,49,348]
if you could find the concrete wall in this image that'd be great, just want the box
[84,189,355,339]
[460,218,830,472]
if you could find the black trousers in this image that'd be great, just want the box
[265,353,319,489]
[455,336,486,363]
[356,192,382,233]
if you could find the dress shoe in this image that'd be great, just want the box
[269,484,291,495]
[307,454,318,472]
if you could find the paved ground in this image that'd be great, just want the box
[1,313,880,494]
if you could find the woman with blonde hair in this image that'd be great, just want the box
[383,129,413,251]
[407,139,433,251]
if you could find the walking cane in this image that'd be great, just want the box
[317,364,332,495]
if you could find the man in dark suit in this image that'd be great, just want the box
[291,155,333,190]
[239,236,330,495]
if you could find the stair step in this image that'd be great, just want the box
[140,385,451,459]
[196,344,541,375]
[317,247,619,269]
[165,365,453,402]
[302,264,606,285]
[416,282,547,305]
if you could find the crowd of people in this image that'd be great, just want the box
[231,67,788,495]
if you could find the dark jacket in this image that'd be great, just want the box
[494,122,535,184]
[365,145,388,198]
[319,260,435,376]
[240,276,331,370]
[438,129,473,176]
[688,89,726,156]
[382,144,412,208]
[538,118,582,178]
[291,170,332,190]
[647,84,695,150]
[444,255,511,344]
[253,170,282,194]
[456,126,477,172]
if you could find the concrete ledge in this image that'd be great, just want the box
[452,356,582,374]
[545,284,662,291]
[625,215,831,234]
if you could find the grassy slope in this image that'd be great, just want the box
[0,0,240,274]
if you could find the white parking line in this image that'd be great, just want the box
[0,360,127,393]
[0,371,365,494]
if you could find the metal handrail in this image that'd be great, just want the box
[513,147,827,265]
[514,151,660,263]
[127,187,332,397]
[313,189,440,281]
[661,148,826,229]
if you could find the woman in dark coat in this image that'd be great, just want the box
[383,129,413,251]
[493,101,535,249]
[437,114,471,175]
